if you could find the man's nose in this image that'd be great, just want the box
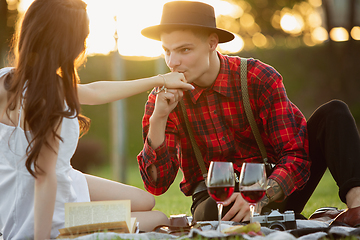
[166,53,180,70]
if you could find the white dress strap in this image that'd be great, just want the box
[17,101,23,128]
[0,67,14,78]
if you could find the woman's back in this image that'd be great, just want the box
[0,67,90,239]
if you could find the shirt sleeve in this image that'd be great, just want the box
[137,91,180,196]
[249,60,310,199]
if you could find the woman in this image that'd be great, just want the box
[0,0,193,239]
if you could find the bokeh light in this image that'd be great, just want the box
[351,26,360,40]
[252,32,267,48]
[303,33,316,47]
[307,12,322,28]
[308,0,322,8]
[280,13,304,35]
[330,27,349,42]
[271,11,281,30]
[217,33,244,54]
[311,26,328,43]
[240,13,255,28]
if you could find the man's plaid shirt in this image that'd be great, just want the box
[137,53,310,199]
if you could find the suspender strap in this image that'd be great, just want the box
[179,99,207,179]
[240,58,268,163]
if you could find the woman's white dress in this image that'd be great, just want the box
[0,67,90,239]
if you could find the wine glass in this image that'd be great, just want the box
[206,161,235,232]
[239,162,267,222]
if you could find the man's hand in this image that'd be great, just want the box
[222,192,251,222]
[152,88,184,119]
[221,179,284,222]
[147,88,184,150]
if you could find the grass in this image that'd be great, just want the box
[88,163,346,218]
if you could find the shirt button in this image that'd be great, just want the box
[222,137,226,141]
[213,110,217,114]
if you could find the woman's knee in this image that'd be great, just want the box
[136,191,155,211]
[148,194,156,209]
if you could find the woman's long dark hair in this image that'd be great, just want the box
[5,0,90,177]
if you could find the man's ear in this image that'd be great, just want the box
[208,33,219,51]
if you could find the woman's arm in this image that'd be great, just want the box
[34,127,61,240]
[78,72,193,105]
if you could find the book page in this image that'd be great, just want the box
[57,217,137,238]
[65,200,131,229]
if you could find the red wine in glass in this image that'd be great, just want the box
[239,163,267,222]
[208,186,235,202]
[240,189,266,204]
[206,161,235,232]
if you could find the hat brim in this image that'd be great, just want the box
[141,24,235,43]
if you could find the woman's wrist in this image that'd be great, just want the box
[153,74,166,87]
[154,74,167,94]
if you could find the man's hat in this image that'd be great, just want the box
[141,1,235,43]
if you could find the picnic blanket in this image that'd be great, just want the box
[31,219,359,240]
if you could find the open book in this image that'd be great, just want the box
[57,200,137,239]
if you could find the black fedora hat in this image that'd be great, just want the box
[141,1,235,43]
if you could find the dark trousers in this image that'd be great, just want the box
[192,100,360,221]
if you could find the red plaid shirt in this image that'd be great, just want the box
[137,53,310,198]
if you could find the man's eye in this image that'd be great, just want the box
[182,48,190,53]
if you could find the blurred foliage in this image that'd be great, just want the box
[217,0,359,57]
[219,0,304,35]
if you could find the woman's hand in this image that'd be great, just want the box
[161,72,193,91]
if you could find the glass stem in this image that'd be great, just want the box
[217,203,223,232]
[250,204,255,223]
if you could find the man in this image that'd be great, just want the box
[137,1,360,226]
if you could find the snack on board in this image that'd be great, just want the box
[221,222,264,236]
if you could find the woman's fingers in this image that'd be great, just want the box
[163,72,194,91]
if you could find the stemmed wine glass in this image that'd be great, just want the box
[206,161,235,232]
[239,163,267,222]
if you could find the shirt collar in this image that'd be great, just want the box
[187,52,231,104]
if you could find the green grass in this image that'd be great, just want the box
[88,163,346,218]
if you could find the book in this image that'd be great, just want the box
[57,200,137,239]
